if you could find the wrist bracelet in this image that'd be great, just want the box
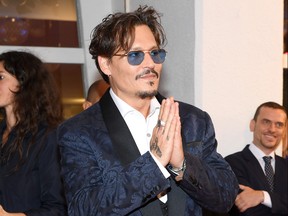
[171,158,186,174]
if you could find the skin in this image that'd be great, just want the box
[98,25,184,168]
[0,63,26,216]
[82,79,109,110]
[0,62,19,143]
[250,107,287,155]
[235,106,287,212]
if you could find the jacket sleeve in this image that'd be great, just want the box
[57,125,170,216]
[25,129,67,216]
[175,108,239,213]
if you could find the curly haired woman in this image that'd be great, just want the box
[0,50,67,216]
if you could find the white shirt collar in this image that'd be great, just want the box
[249,143,275,160]
[249,143,275,170]
[109,88,160,118]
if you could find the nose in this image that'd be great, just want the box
[267,122,277,132]
[142,52,155,68]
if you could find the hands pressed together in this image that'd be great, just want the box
[150,97,184,169]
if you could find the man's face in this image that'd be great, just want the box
[250,107,287,154]
[103,25,163,102]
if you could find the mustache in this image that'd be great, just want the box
[135,69,159,80]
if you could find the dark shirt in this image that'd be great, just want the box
[0,121,67,216]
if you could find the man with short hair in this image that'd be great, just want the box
[58,5,238,215]
[226,101,288,215]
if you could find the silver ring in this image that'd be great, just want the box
[157,119,166,127]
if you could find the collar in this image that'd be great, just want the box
[249,143,275,160]
[109,89,160,118]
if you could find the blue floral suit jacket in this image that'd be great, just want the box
[57,91,238,216]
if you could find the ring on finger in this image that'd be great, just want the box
[157,119,166,127]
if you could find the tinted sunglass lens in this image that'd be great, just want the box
[159,49,166,62]
[127,51,144,65]
[126,49,166,65]
[151,49,166,64]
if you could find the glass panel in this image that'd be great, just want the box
[284,0,288,54]
[0,0,84,118]
[46,63,84,119]
[0,0,79,47]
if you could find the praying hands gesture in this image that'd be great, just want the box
[150,97,185,170]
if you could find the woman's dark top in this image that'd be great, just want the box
[0,121,67,215]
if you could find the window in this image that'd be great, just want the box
[0,0,85,119]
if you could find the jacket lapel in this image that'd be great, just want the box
[99,91,187,215]
[243,145,271,190]
[99,90,140,166]
[99,91,164,215]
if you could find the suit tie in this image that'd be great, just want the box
[263,156,274,192]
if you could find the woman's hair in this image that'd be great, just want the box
[89,5,167,83]
[0,50,63,169]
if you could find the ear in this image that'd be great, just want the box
[98,56,111,76]
[82,101,92,110]
[249,119,255,132]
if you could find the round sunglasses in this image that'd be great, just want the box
[114,49,167,65]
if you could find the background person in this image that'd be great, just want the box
[0,50,67,216]
[58,6,238,215]
[82,79,109,110]
[225,101,287,215]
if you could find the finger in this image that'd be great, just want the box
[158,99,166,121]
[151,101,176,155]
[174,102,181,137]
[164,102,177,140]
[156,98,172,134]
[158,97,173,125]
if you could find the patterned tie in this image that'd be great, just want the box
[263,156,274,192]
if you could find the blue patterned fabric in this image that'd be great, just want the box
[0,123,67,215]
[57,92,238,216]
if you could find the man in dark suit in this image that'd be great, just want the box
[225,102,288,216]
[57,5,238,216]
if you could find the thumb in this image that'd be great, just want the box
[239,184,247,190]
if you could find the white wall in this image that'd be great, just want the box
[78,0,284,157]
[195,0,283,156]
[76,0,125,91]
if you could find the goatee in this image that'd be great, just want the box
[137,90,158,99]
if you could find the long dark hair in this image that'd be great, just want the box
[0,50,63,170]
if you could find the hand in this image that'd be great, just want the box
[150,97,184,167]
[0,205,26,216]
[169,101,184,168]
[235,184,264,212]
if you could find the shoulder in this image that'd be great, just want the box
[177,101,215,132]
[225,145,251,164]
[59,103,103,131]
[177,101,213,126]
[57,103,106,146]
[178,101,207,118]
[275,154,288,166]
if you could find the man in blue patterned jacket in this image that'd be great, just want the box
[57,5,238,216]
